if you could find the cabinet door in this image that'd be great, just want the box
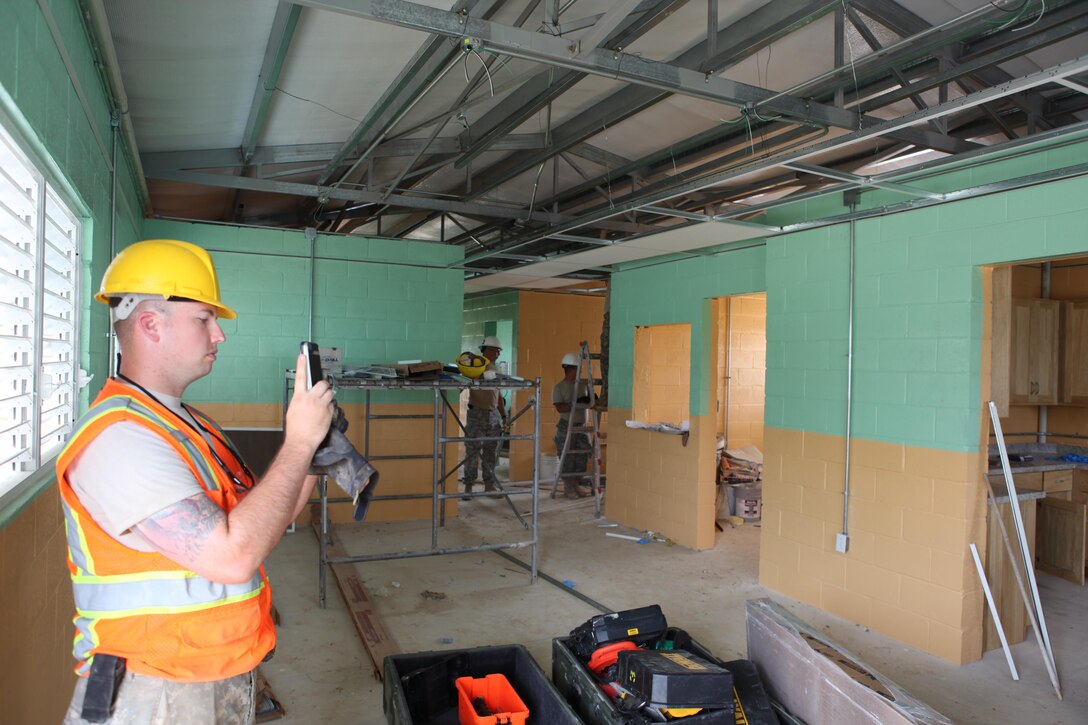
[1008,298,1060,404]
[1030,299,1060,404]
[1062,301,1088,405]
[1035,497,1086,585]
[1007,298,1034,404]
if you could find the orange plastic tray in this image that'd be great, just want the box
[455,673,530,725]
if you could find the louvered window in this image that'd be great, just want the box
[0,123,81,497]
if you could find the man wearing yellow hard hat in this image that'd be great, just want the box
[462,335,507,498]
[57,240,334,723]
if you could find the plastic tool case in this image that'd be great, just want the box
[553,629,778,725]
[383,644,580,724]
[617,649,733,710]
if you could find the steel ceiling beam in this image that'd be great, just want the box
[574,0,645,57]
[858,7,1088,114]
[457,55,1088,266]
[451,0,686,170]
[293,0,875,128]
[314,0,501,186]
[241,3,302,165]
[148,167,571,222]
[142,134,552,172]
[779,162,945,200]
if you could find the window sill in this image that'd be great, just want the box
[0,459,58,531]
[624,420,691,446]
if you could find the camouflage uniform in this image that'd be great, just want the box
[464,407,501,491]
[64,669,255,724]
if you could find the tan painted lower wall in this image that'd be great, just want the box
[758,427,988,665]
[198,401,457,523]
[605,408,717,549]
[0,485,77,724]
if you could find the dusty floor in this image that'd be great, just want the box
[261,477,1088,725]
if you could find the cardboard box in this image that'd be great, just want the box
[320,347,343,376]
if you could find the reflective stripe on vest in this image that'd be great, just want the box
[63,395,224,577]
[61,392,261,618]
[72,570,264,618]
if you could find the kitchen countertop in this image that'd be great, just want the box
[986,443,1088,476]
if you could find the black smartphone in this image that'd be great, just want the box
[301,341,323,389]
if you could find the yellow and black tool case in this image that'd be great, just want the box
[617,649,733,710]
[552,628,779,725]
[567,604,668,660]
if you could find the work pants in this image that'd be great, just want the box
[464,407,501,489]
[63,668,255,725]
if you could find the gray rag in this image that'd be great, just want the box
[310,406,379,521]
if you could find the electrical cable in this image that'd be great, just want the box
[273,86,363,124]
[1012,0,1045,31]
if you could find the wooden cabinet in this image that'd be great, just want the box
[984,497,1036,652]
[991,266,1061,412]
[1036,497,1086,585]
[1006,297,1061,405]
[1061,301,1088,405]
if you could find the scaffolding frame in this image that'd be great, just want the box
[283,372,543,607]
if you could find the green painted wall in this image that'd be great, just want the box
[609,243,767,414]
[463,290,519,370]
[0,0,143,406]
[611,160,1088,453]
[142,219,464,405]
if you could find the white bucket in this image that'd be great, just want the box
[736,487,762,521]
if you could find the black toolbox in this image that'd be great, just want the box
[553,630,778,725]
[567,604,668,659]
[383,644,581,724]
[617,649,733,710]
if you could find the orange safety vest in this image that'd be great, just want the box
[56,378,275,682]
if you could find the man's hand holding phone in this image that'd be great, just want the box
[288,343,334,451]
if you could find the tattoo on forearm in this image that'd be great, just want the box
[134,494,224,565]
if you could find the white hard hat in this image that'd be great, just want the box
[561,352,579,367]
[480,335,503,351]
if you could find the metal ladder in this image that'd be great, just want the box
[550,340,605,517]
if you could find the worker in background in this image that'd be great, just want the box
[463,335,508,497]
[57,240,334,724]
[552,352,593,499]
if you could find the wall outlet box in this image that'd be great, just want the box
[835,533,849,553]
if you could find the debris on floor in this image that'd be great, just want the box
[254,667,286,722]
[421,589,447,600]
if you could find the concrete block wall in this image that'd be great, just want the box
[606,409,718,549]
[142,219,465,522]
[759,429,986,663]
[513,291,605,480]
[0,1,144,721]
[608,164,1088,663]
[724,295,766,451]
[632,323,691,425]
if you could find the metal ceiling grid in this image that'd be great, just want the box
[94,0,1088,289]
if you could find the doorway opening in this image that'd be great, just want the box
[711,293,767,537]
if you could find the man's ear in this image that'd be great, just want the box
[133,308,163,343]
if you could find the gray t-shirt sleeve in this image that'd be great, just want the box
[68,421,205,550]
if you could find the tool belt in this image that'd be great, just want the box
[82,654,126,722]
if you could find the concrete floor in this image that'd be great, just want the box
[261,475,1088,725]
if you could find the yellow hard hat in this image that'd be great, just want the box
[95,239,237,319]
[456,352,488,379]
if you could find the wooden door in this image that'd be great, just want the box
[1036,497,1086,585]
[1029,299,1060,403]
[1062,301,1088,405]
[1007,298,1034,404]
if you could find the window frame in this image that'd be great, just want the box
[0,114,85,508]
